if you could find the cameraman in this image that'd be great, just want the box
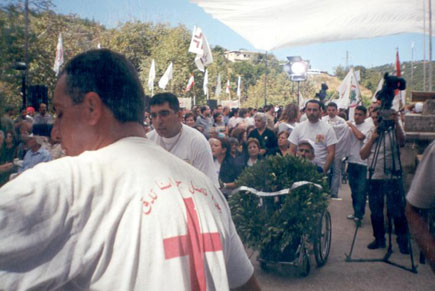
[360,106,409,253]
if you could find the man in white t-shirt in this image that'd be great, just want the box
[346,105,373,222]
[147,93,219,187]
[289,99,337,174]
[0,49,259,291]
[322,102,348,198]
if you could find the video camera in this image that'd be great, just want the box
[375,73,406,131]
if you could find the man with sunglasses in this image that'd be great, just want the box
[147,93,219,187]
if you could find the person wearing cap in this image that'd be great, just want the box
[297,139,323,173]
[0,49,259,290]
[289,99,337,174]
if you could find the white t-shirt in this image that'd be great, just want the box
[347,120,373,166]
[406,140,435,209]
[330,122,351,159]
[289,120,338,167]
[322,115,346,126]
[0,137,253,290]
[147,124,219,187]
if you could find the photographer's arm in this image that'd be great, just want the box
[346,121,365,140]
[360,130,378,160]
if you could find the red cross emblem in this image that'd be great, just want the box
[163,198,223,291]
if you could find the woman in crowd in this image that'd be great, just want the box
[0,130,18,186]
[209,137,242,197]
[275,131,291,156]
[245,138,262,168]
[230,127,248,160]
[184,112,196,127]
[275,103,299,135]
[213,112,228,137]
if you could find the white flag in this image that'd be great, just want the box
[148,59,156,92]
[237,76,241,98]
[203,69,209,97]
[188,26,213,72]
[158,62,173,90]
[185,74,195,92]
[215,73,222,97]
[53,33,64,76]
[336,68,361,121]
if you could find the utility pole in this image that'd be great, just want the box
[23,0,29,107]
[411,42,415,92]
[264,51,268,106]
[429,0,433,91]
[423,0,427,91]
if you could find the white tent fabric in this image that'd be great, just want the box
[191,0,428,50]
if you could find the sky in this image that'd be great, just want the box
[52,0,434,74]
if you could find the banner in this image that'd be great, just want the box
[178,97,192,110]
[158,62,173,90]
[221,100,240,108]
[188,26,213,72]
[53,33,64,76]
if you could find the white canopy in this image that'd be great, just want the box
[191,0,429,50]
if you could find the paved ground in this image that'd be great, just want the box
[248,182,434,291]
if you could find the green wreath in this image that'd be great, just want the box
[229,155,329,262]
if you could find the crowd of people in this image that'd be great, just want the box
[0,49,433,290]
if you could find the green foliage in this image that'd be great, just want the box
[229,155,329,262]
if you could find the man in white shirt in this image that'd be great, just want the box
[322,102,348,198]
[0,49,259,291]
[406,140,435,273]
[147,93,219,187]
[289,99,337,174]
[346,105,373,222]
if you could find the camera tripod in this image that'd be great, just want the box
[345,120,417,273]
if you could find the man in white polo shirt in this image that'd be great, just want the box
[289,99,337,175]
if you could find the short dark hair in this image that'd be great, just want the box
[149,92,180,112]
[184,112,195,121]
[213,112,222,120]
[327,102,338,109]
[200,106,209,114]
[355,105,367,114]
[61,49,145,123]
[306,99,321,109]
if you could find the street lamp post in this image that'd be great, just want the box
[14,62,27,108]
[283,56,308,107]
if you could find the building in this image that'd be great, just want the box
[224,50,260,62]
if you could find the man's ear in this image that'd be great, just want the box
[177,111,183,122]
[83,92,103,125]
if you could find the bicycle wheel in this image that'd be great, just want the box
[313,210,332,267]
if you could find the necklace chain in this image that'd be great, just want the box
[160,126,183,152]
